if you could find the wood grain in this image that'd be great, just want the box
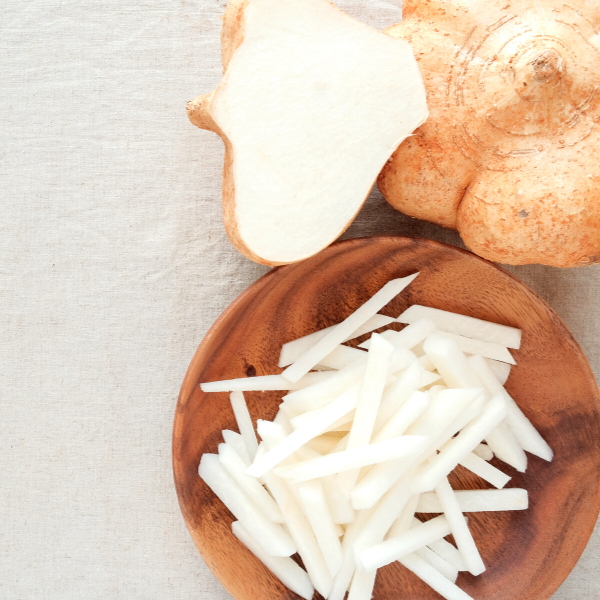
[173,236,600,600]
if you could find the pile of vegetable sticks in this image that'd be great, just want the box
[199,274,553,600]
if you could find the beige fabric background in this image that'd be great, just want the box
[1,0,598,598]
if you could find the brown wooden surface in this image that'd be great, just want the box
[173,236,600,600]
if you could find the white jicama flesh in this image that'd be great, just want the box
[232,521,314,600]
[282,275,419,382]
[198,281,553,600]
[195,0,428,266]
[417,489,528,513]
[399,305,522,349]
[230,391,259,461]
[218,443,284,523]
[279,313,395,367]
[198,455,296,557]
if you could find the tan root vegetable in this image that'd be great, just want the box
[187,0,427,266]
[379,0,600,267]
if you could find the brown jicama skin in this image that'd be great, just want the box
[379,0,600,267]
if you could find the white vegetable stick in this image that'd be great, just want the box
[306,434,341,454]
[388,494,420,539]
[275,436,429,482]
[412,394,507,493]
[218,443,284,523]
[374,359,424,432]
[423,334,481,389]
[416,546,459,583]
[247,384,360,477]
[360,514,451,571]
[337,334,395,493]
[282,361,365,414]
[472,443,494,461]
[230,392,259,461]
[468,355,553,461]
[420,370,442,387]
[222,430,251,465]
[359,328,399,348]
[198,455,296,557]
[435,331,515,365]
[201,371,332,392]
[321,470,356,525]
[428,384,448,399]
[417,489,528,513]
[273,410,293,436]
[427,537,467,572]
[253,442,268,485]
[485,420,527,472]
[360,317,437,351]
[328,506,376,600]
[419,354,436,371]
[484,357,511,385]
[256,419,288,450]
[348,567,377,600]
[231,521,314,600]
[354,479,414,569]
[458,452,511,489]
[282,274,419,382]
[399,553,475,600]
[278,314,395,367]
[435,478,485,575]
[318,345,367,370]
[399,305,521,349]
[372,391,430,444]
[261,470,333,597]
[352,390,483,510]
[297,480,343,577]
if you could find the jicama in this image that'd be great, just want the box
[198,280,553,600]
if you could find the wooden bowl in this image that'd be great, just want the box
[173,236,600,600]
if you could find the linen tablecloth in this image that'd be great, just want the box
[1,0,598,597]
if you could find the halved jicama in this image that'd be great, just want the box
[198,454,296,557]
[188,0,428,265]
[282,275,419,382]
[230,391,259,461]
[399,305,521,349]
[232,521,314,600]
[417,489,528,513]
[279,314,395,367]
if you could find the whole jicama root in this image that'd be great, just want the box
[379,0,600,267]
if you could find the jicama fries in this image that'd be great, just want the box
[198,276,551,600]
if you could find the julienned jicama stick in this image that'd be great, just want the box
[218,443,284,523]
[261,469,333,597]
[336,333,394,494]
[317,345,367,370]
[398,304,522,349]
[417,488,528,513]
[472,443,494,461]
[231,521,314,600]
[435,477,485,576]
[246,385,360,477]
[278,313,395,367]
[201,371,332,392]
[434,331,516,365]
[359,514,452,572]
[274,435,429,482]
[416,546,459,583]
[399,553,475,600]
[411,394,508,493]
[229,391,259,460]
[468,354,553,461]
[198,455,296,557]
[484,358,511,385]
[222,429,251,465]
[282,274,419,382]
[458,450,511,489]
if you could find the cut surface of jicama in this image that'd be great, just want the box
[191,0,428,265]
